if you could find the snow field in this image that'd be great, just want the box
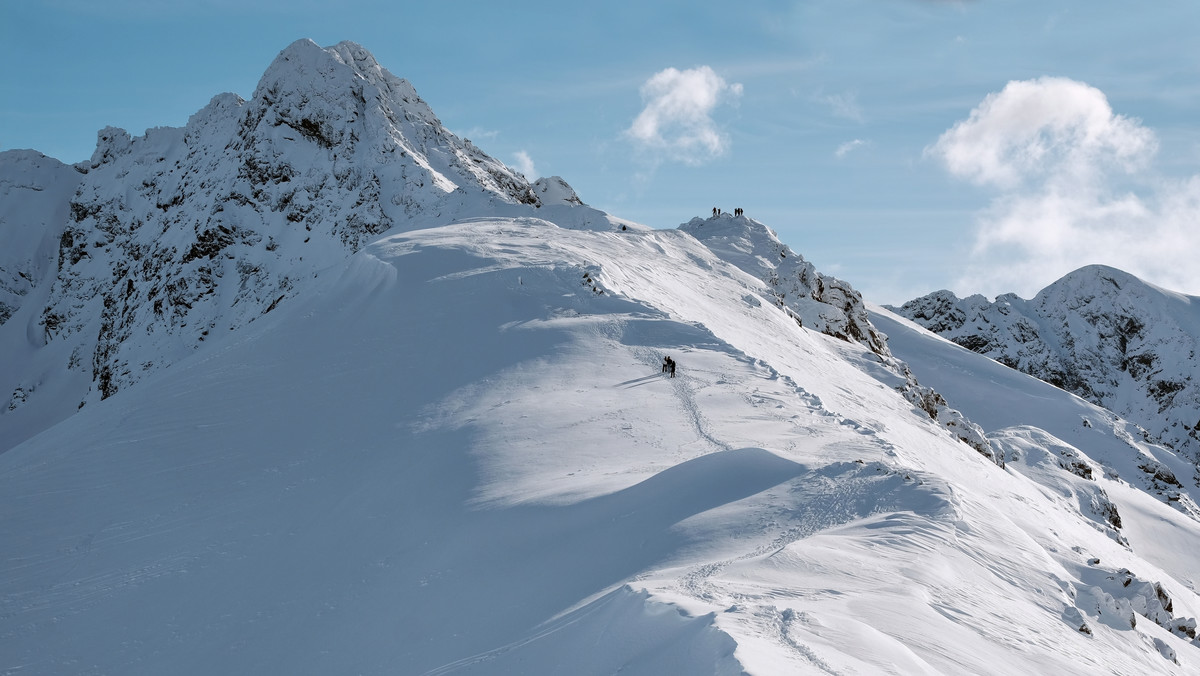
[3,216,1199,673]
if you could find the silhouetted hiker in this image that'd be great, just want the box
[712,207,718,217]
[663,356,671,374]
[668,357,677,378]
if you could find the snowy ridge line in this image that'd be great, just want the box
[677,214,998,465]
[874,303,1200,516]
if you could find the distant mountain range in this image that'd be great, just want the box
[891,265,1200,465]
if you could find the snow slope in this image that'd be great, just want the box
[4,216,1200,674]
[872,305,1200,576]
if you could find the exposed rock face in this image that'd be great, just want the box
[680,214,997,464]
[1071,562,1200,651]
[1,39,549,431]
[892,265,1200,460]
[679,214,888,357]
[0,151,83,326]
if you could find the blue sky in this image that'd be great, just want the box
[4,0,1200,303]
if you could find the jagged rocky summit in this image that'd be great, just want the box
[680,213,997,463]
[892,265,1200,462]
[0,40,633,445]
[680,214,886,355]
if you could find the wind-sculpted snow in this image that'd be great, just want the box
[679,214,997,465]
[875,305,1200,646]
[892,265,1200,463]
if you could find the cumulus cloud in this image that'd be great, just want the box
[929,77,1200,298]
[511,150,537,179]
[929,77,1156,190]
[627,66,742,165]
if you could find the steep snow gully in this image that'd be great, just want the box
[3,39,1200,675]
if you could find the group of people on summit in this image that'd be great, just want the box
[711,207,745,217]
[662,356,677,378]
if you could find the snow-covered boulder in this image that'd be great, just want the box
[532,176,584,206]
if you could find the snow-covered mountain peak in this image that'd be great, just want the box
[680,212,888,357]
[1036,264,1198,317]
[257,39,432,124]
[182,92,247,143]
[86,126,134,168]
[0,39,556,446]
[244,38,536,206]
[0,151,81,327]
[677,212,785,273]
[1052,263,1137,286]
[893,266,1200,463]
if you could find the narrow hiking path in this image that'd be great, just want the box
[628,344,733,456]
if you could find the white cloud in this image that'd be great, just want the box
[626,66,742,165]
[932,77,1200,298]
[835,139,868,158]
[957,178,1200,298]
[928,77,1156,190]
[511,150,537,179]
